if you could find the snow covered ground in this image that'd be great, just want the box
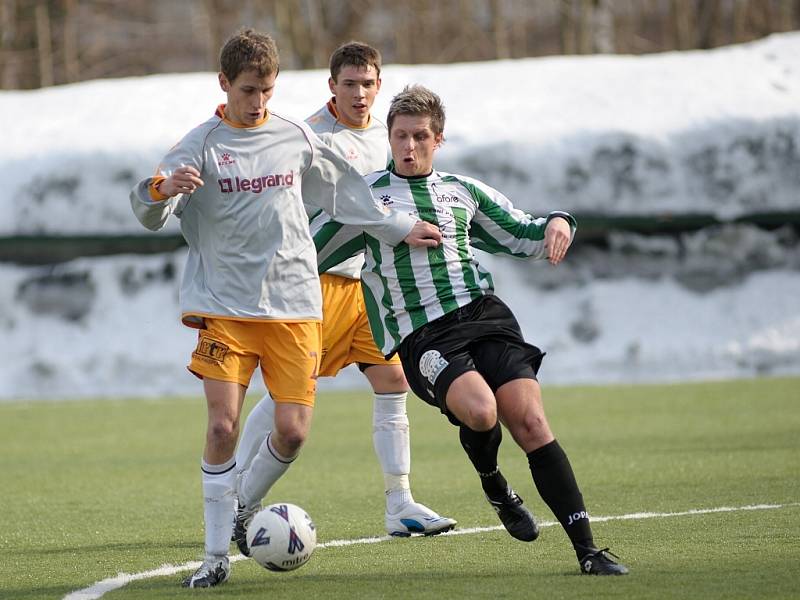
[1,33,798,399]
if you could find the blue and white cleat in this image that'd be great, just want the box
[385,502,457,537]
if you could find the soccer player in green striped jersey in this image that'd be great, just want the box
[316,85,629,575]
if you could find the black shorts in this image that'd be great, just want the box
[398,294,545,426]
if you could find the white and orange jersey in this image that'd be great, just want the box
[130,104,415,326]
[305,99,389,280]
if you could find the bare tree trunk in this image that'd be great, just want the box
[63,0,79,83]
[411,0,431,63]
[733,0,749,42]
[273,0,296,68]
[509,0,528,58]
[697,0,720,48]
[490,0,510,59]
[591,0,614,53]
[671,0,694,50]
[562,0,604,55]
[578,0,593,53]
[303,0,327,68]
[0,0,17,89]
[286,0,314,69]
[393,3,411,64]
[560,0,577,54]
[35,0,53,87]
[271,0,325,70]
[776,0,795,31]
[205,0,222,71]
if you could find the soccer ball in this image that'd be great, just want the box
[246,503,317,572]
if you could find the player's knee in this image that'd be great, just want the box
[383,371,408,392]
[273,422,307,454]
[464,402,497,431]
[510,412,552,449]
[366,364,408,393]
[207,418,238,443]
[522,412,548,434]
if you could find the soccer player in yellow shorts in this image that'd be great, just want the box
[130,31,440,588]
[235,42,455,538]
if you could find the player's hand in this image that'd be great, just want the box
[544,217,572,265]
[404,221,442,248]
[158,166,204,197]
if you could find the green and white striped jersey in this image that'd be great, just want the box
[315,168,577,355]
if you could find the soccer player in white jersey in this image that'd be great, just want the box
[316,85,629,576]
[234,42,455,543]
[130,31,441,589]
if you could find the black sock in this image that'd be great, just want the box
[527,439,595,559]
[459,422,508,499]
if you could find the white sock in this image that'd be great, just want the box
[236,392,276,474]
[201,457,237,558]
[238,432,295,509]
[373,392,414,512]
[386,488,414,513]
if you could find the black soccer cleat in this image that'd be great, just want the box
[579,547,629,575]
[181,556,230,588]
[486,488,539,542]
[232,501,259,557]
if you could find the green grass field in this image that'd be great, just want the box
[2,377,799,600]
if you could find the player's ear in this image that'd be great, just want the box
[218,72,230,92]
[376,78,382,92]
[328,77,336,95]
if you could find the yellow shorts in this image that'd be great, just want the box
[187,317,321,406]
[319,273,401,377]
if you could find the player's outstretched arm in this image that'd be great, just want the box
[404,221,442,248]
[544,216,572,265]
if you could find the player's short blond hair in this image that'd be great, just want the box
[220,28,279,82]
[387,85,446,135]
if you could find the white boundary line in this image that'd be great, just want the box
[63,502,799,600]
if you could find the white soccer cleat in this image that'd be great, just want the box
[385,501,457,537]
[181,555,230,588]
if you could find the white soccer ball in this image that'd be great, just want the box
[246,503,317,572]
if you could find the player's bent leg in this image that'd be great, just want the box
[271,400,313,457]
[497,379,628,573]
[445,370,497,431]
[364,365,457,536]
[235,391,276,473]
[446,372,538,542]
[495,378,554,452]
[234,402,312,556]
[230,391,275,544]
